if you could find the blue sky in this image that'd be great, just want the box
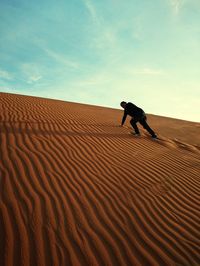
[0,0,200,122]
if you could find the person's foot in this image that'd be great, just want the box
[151,134,158,139]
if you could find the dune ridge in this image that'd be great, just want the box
[0,92,200,266]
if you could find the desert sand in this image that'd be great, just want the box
[0,92,200,266]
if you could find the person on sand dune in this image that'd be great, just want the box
[120,101,157,139]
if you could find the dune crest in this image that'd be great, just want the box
[0,93,200,266]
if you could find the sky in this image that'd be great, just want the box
[0,0,200,122]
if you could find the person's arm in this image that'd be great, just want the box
[121,110,127,126]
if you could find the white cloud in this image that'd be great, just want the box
[82,0,123,60]
[0,86,12,92]
[27,75,42,84]
[0,69,13,80]
[132,17,143,40]
[0,86,23,94]
[82,0,118,52]
[93,27,118,51]
[20,63,43,84]
[169,0,184,15]
[82,0,100,25]
[131,68,164,75]
[72,72,112,87]
[44,48,80,69]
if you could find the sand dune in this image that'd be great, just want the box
[0,92,200,266]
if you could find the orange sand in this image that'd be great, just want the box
[0,92,200,266]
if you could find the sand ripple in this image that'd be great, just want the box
[0,93,200,265]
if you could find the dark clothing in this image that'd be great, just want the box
[121,102,145,125]
[130,116,156,136]
[121,102,156,137]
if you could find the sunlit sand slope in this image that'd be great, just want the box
[0,92,200,266]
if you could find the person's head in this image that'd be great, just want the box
[120,101,127,109]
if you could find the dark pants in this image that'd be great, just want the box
[130,115,156,137]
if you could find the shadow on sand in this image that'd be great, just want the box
[0,121,133,139]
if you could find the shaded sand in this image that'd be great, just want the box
[0,92,200,266]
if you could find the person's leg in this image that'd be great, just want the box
[139,117,157,137]
[130,118,140,134]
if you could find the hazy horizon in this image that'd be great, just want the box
[1,0,200,122]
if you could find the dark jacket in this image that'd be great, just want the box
[121,102,145,125]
